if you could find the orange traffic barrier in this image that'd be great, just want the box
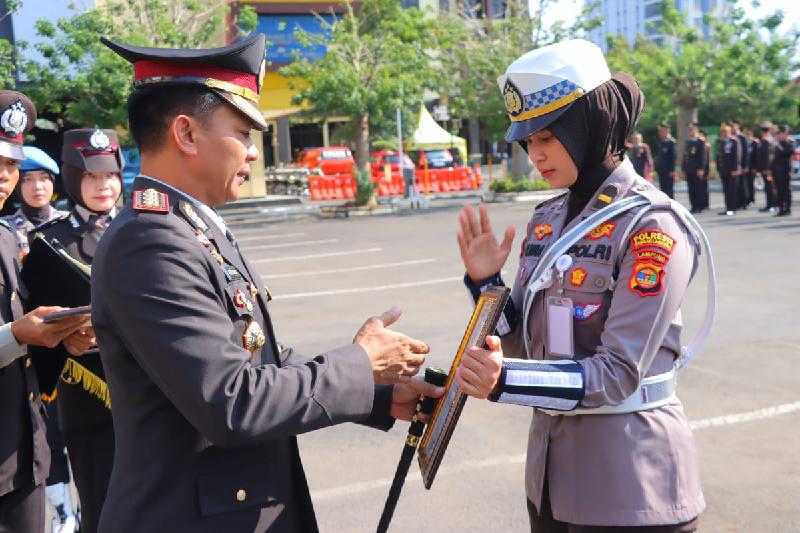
[333,175,344,200]
[309,176,322,201]
[343,175,355,199]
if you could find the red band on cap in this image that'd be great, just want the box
[134,60,258,93]
[70,142,120,156]
[0,131,23,143]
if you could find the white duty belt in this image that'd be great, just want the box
[521,196,717,416]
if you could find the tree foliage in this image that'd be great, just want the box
[21,0,255,132]
[0,0,22,87]
[280,0,441,172]
[605,0,799,151]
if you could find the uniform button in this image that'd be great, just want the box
[28,392,34,401]
[25,358,31,368]
[10,291,15,301]
[235,489,246,502]
[594,277,606,288]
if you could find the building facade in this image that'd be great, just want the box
[585,0,727,51]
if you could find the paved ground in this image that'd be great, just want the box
[215,183,799,533]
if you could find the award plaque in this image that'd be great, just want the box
[417,285,510,489]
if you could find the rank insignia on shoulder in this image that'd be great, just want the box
[591,185,618,210]
[133,188,169,213]
[179,200,208,231]
[243,320,266,355]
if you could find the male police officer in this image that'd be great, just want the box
[655,123,677,198]
[92,35,440,533]
[682,122,707,213]
[773,124,795,216]
[756,121,777,213]
[0,91,89,532]
[716,123,741,216]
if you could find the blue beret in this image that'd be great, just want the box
[20,146,59,175]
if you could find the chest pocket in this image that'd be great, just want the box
[224,280,256,318]
[562,261,614,323]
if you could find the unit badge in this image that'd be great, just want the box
[631,229,676,254]
[584,222,615,240]
[132,188,168,213]
[502,79,524,117]
[534,223,553,240]
[629,261,665,297]
[574,302,601,320]
[243,320,266,354]
[0,100,27,137]
[570,268,587,287]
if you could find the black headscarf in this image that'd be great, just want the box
[16,172,56,226]
[548,72,645,222]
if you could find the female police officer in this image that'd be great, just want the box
[455,40,708,532]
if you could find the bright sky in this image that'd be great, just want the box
[538,0,800,35]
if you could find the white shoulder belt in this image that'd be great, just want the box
[520,195,716,416]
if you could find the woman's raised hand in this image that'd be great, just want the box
[457,203,515,282]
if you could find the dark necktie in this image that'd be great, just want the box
[82,214,111,257]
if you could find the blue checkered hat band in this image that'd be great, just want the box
[522,80,579,112]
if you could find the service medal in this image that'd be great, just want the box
[248,283,258,301]
[233,289,247,309]
[243,320,266,354]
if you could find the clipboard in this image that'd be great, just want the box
[417,285,510,489]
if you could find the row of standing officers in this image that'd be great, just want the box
[652,120,795,216]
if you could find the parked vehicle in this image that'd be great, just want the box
[121,146,141,201]
[295,146,356,176]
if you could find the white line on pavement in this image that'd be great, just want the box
[235,232,306,243]
[310,401,800,501]
[251,247,383,264]
[243,238,339,251]
[264,259,437,279]
[272,276,462,300]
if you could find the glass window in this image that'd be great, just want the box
[645,2,661,18]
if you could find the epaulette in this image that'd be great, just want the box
[534,191,568,211]
[133,188,169,213]
[591,184,620,211]
[31,213,70,232]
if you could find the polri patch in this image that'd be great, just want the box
[584,222,616,240]
[631,229,675,254]
[629,261,665,297]
[574,302,601,320]
[133,188,169,213]
[534,223,553,240]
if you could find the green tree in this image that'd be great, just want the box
[21,0,255,131]
[0,0,23,87]
[280,0,440,173]
[606,0,799,159]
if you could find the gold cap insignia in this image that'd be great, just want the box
[503,79,524,117]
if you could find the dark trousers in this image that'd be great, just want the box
[763,174,777,208]
[0,483,44,533]
[743,170,756,206]
[63,423,115,533]
[775,170,792,212]
[657,171,674,199]
[45,400,71,485]
[527,495,699,533]
[720,172,740,212]
[686,172,704,211]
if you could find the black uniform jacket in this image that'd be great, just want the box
[772,137,796,176]
[716,137,740,176]
[23,210,112,432]
[92,176,394,533]
[655,137,676,176]
[682,138,707,175]
[0,220,50,497]
[756,137,776,173]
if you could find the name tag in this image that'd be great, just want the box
[547,296,574,358]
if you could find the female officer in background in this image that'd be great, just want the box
[2,146,68,258]
[455,40,705,532]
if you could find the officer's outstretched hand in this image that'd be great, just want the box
[354,305,430,385]
[389,375,445,422]
[11,307,89,348]
[63,326,96,357]
[456,336,503,400]
[457,203,515,282]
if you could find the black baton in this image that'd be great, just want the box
[376,367,448,533]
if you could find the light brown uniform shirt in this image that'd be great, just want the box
[503,160,705,526]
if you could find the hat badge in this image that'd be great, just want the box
[89,129,110,150]
[502,80,523,117]
[0,100,28,137]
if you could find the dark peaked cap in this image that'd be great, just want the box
[102,34,267,130]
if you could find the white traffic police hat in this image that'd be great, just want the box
[498,39,611,142]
